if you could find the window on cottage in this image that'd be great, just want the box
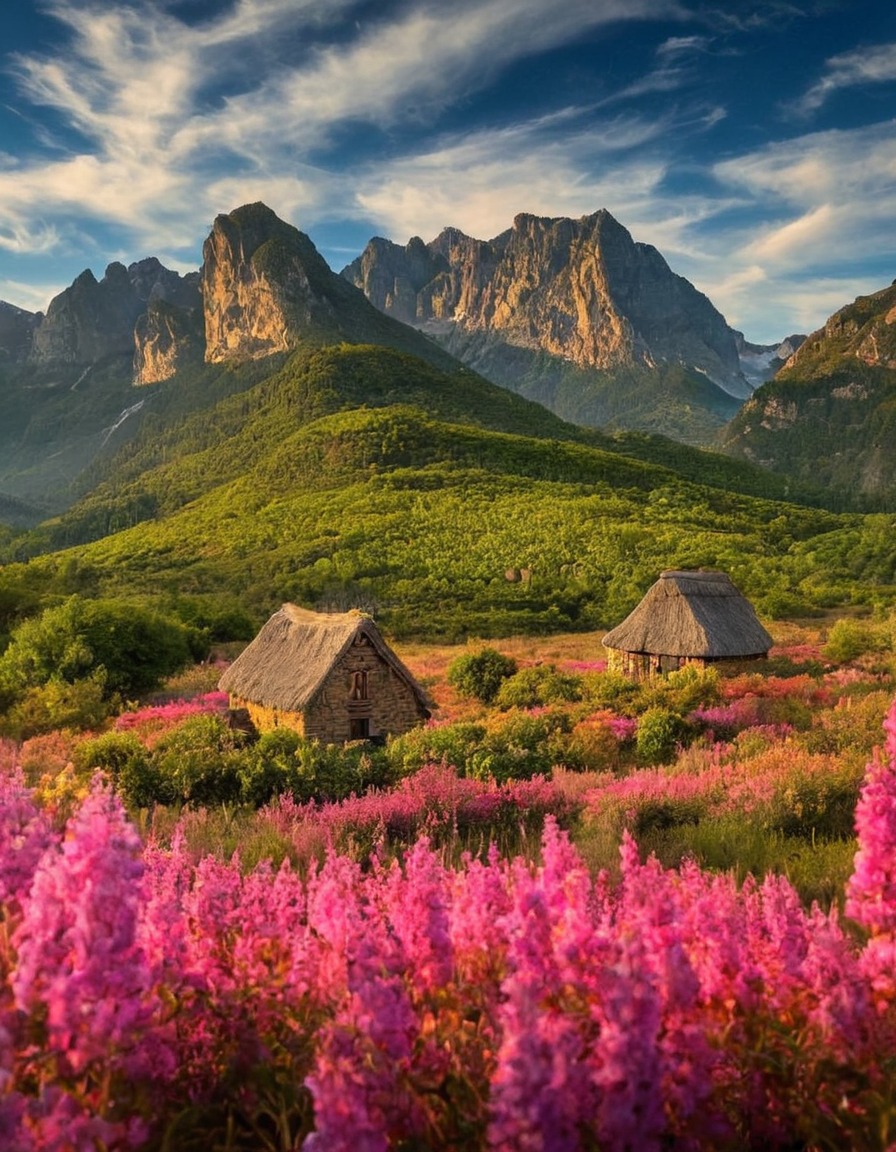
[350,670,369,700]
[349,717,370,740]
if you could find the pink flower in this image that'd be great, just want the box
[846,700,896,936]
[0,770,51,909]
[12,780,164,1078]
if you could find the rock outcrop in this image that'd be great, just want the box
[21,257,201,378]
[201,203,342,363]
[343,210,748,398]
[133,295,204,385]
[721,280,896,500]
[0,302,39,363]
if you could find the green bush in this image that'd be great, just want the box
[75,730,164,810]
[288,738,393,803]
[446,648,518,704]
[238,727,304,806]
[151,714,245,806]
[387,722,487,778]
[635,707,691,766]
[495,664,582,710]
[581,670,639,711]
[0,595,203,704]
[637,665,721,716]
[469,710,570,784]
[822,618,880,663]
[1,673,111,739]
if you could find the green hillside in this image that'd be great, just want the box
[442,338,743,446]
[9,397,895,641]
[722,282,896,504]
[12,341,825,558]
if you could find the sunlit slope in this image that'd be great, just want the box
[18,400,893,639]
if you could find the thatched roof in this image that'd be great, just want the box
[218,604,430,713]
[601,570,772,659]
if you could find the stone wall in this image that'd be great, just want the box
[304,634,428,743]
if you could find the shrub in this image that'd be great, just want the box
[238,727,304,806]
[75,730,162,810]
[0,673,111,740]
[0,596,203,704]
[387,722,487,778]
[822,618,880,663]
[470,709,569,783]
[635,707,691,765]
[151,713,245,806]
[637,665,721,716]
[446,648,517,704]
[581,670,639,711]
[494,664,582,710]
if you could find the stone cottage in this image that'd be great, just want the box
[218,604,430,741]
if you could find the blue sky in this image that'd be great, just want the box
[1,0,894,343]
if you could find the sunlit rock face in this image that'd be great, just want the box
[344,209,745,395]
[201,202,339,364]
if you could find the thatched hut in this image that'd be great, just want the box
[601,570,772,680]
[218,605,430,742]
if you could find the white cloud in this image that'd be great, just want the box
[714,122,896,270]
[351,113,675,244]
[795,41,896,116]
[0,0,685,273]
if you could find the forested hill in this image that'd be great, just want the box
[722,281,896,505]
[5,339,894,641]
[11,340,826,561]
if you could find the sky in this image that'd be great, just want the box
[1,1,895,343]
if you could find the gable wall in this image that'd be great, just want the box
[303,634,427,742]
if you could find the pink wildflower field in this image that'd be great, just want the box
[0,702,895,1149]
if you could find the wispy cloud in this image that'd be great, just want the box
[0,0,684,267]
[794,41,896,116]
[1,0,893,345]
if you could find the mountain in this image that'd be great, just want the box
[2,203,893,640]
[342,210,754,444]
[721,281,896,503]
[734,331,806,390]
[0,204,468,516]
[9,358,867,640]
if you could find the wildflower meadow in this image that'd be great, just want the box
[0,618,895,1148]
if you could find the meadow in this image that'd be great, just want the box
[0,614,895,1147]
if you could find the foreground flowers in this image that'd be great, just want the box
[0,702,895,1149]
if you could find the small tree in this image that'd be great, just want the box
[447,648,518,704]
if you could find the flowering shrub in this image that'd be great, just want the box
[114,692,229,738]
[0,707,894,1148]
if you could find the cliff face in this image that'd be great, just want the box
[133,295,204,385]
[0,302,39,364]
[28,258,198,369]
[343,210,746,396]
[201,203,342,363]
[721,281,896,500]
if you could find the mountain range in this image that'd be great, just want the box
[0,205,798,512]
[341,210,797,444]
[0,201,894,639]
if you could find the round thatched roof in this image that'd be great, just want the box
[601,570,772,659]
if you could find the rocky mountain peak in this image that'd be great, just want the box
[23,257,201,371]
[345,209,745,397]
[0,301,40,363]
[201,202,344,363]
